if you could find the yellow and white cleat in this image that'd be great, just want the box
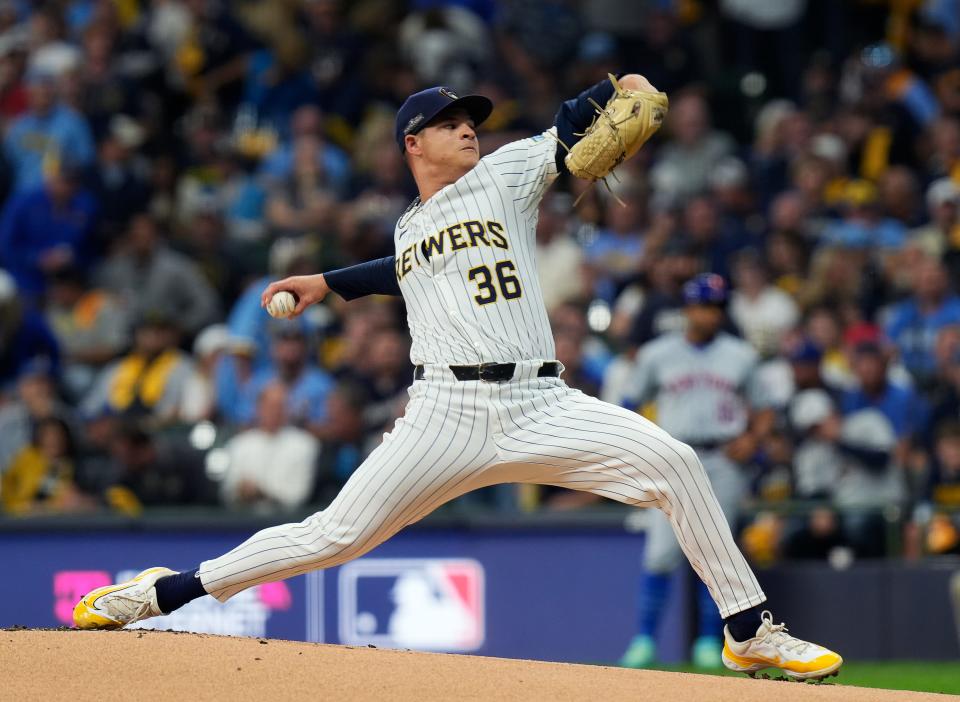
[722,610,843,681]
[73,567,175,630]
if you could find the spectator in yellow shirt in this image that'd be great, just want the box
[1,416,90,514]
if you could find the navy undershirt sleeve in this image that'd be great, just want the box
[324,255,401,301]
[553,77,618,172]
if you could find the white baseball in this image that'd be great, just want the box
[266,291,298,318]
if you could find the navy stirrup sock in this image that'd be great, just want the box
[155,568,208,614]
[724,605,763,642]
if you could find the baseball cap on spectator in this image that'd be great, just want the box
[840,179,879,208]
[15,355,54,382]
[920,0,960,42]
[269,237,315,277]
[0,26,28,57]
[28,42,81,79]
[926,178,960,209]
[228,335,257,356]
[843,322,883,349]
[754,99,796,143]
[790,389,834,432]
[708,156,749,190]
[810,133,847,165]
[841,408,896,452]
[395,86,493,152]
[853,340,884,357]
[24,64,57,85]
[191,190,223,218]
[683,273,728,306]
[193,324,231,358]
[109,115,146,150]
[789,338,823,364]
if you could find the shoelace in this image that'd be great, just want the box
[100,590,155,623]
[759,611,812,656]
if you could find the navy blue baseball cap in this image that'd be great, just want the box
[395,86,493,152]
[683,273,728,306]
[789,338,823,364]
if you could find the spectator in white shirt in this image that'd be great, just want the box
[729,249,799,356]
[221,382,318,511]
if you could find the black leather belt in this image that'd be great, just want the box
[414,361,561,382]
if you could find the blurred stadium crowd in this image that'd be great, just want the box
[1,0,960,564]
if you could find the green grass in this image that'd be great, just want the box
[645,661,960,696]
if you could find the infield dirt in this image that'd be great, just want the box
[1,629,954,701]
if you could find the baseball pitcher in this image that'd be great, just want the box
[73,74,841,680]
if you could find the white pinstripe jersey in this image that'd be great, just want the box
[395,129,559,365]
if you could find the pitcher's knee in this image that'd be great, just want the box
[297,511,366,564]
[670,440,707,478]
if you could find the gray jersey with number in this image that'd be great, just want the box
[394,130,559,365]
[623,331,769,444]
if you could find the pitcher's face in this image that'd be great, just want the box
[408,109,479,175]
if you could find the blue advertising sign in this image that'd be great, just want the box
[0,527,692,663]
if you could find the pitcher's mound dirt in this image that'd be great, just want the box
[0,630,950,701]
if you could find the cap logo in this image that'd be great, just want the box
[439,87,459,100]
[403,113,425,135]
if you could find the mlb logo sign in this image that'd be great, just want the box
[339,558,484,652]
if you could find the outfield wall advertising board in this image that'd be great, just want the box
[1,528,693,663]
[3,527,957,661]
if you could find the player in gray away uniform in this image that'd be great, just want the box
[73,78,842,681]
[618,273,776,670]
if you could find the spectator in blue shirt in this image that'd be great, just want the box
[582,192,646,302]
[0,162,97,297]
[840,341,929,442]
[885,256,960,387]
[232,324,332,430]
[821,180,907,251]
[0,269,60,391]
[259,105,350,197]
[241,36,318,139]
[214,336,257,426]
[227,237,321,369]
[227,275,277,370]
[3,68,94,192]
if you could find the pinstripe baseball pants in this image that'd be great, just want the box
[198,363,767,618]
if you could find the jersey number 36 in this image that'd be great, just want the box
[468,261,523,305]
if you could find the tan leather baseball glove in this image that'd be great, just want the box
[564,74,669,182]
